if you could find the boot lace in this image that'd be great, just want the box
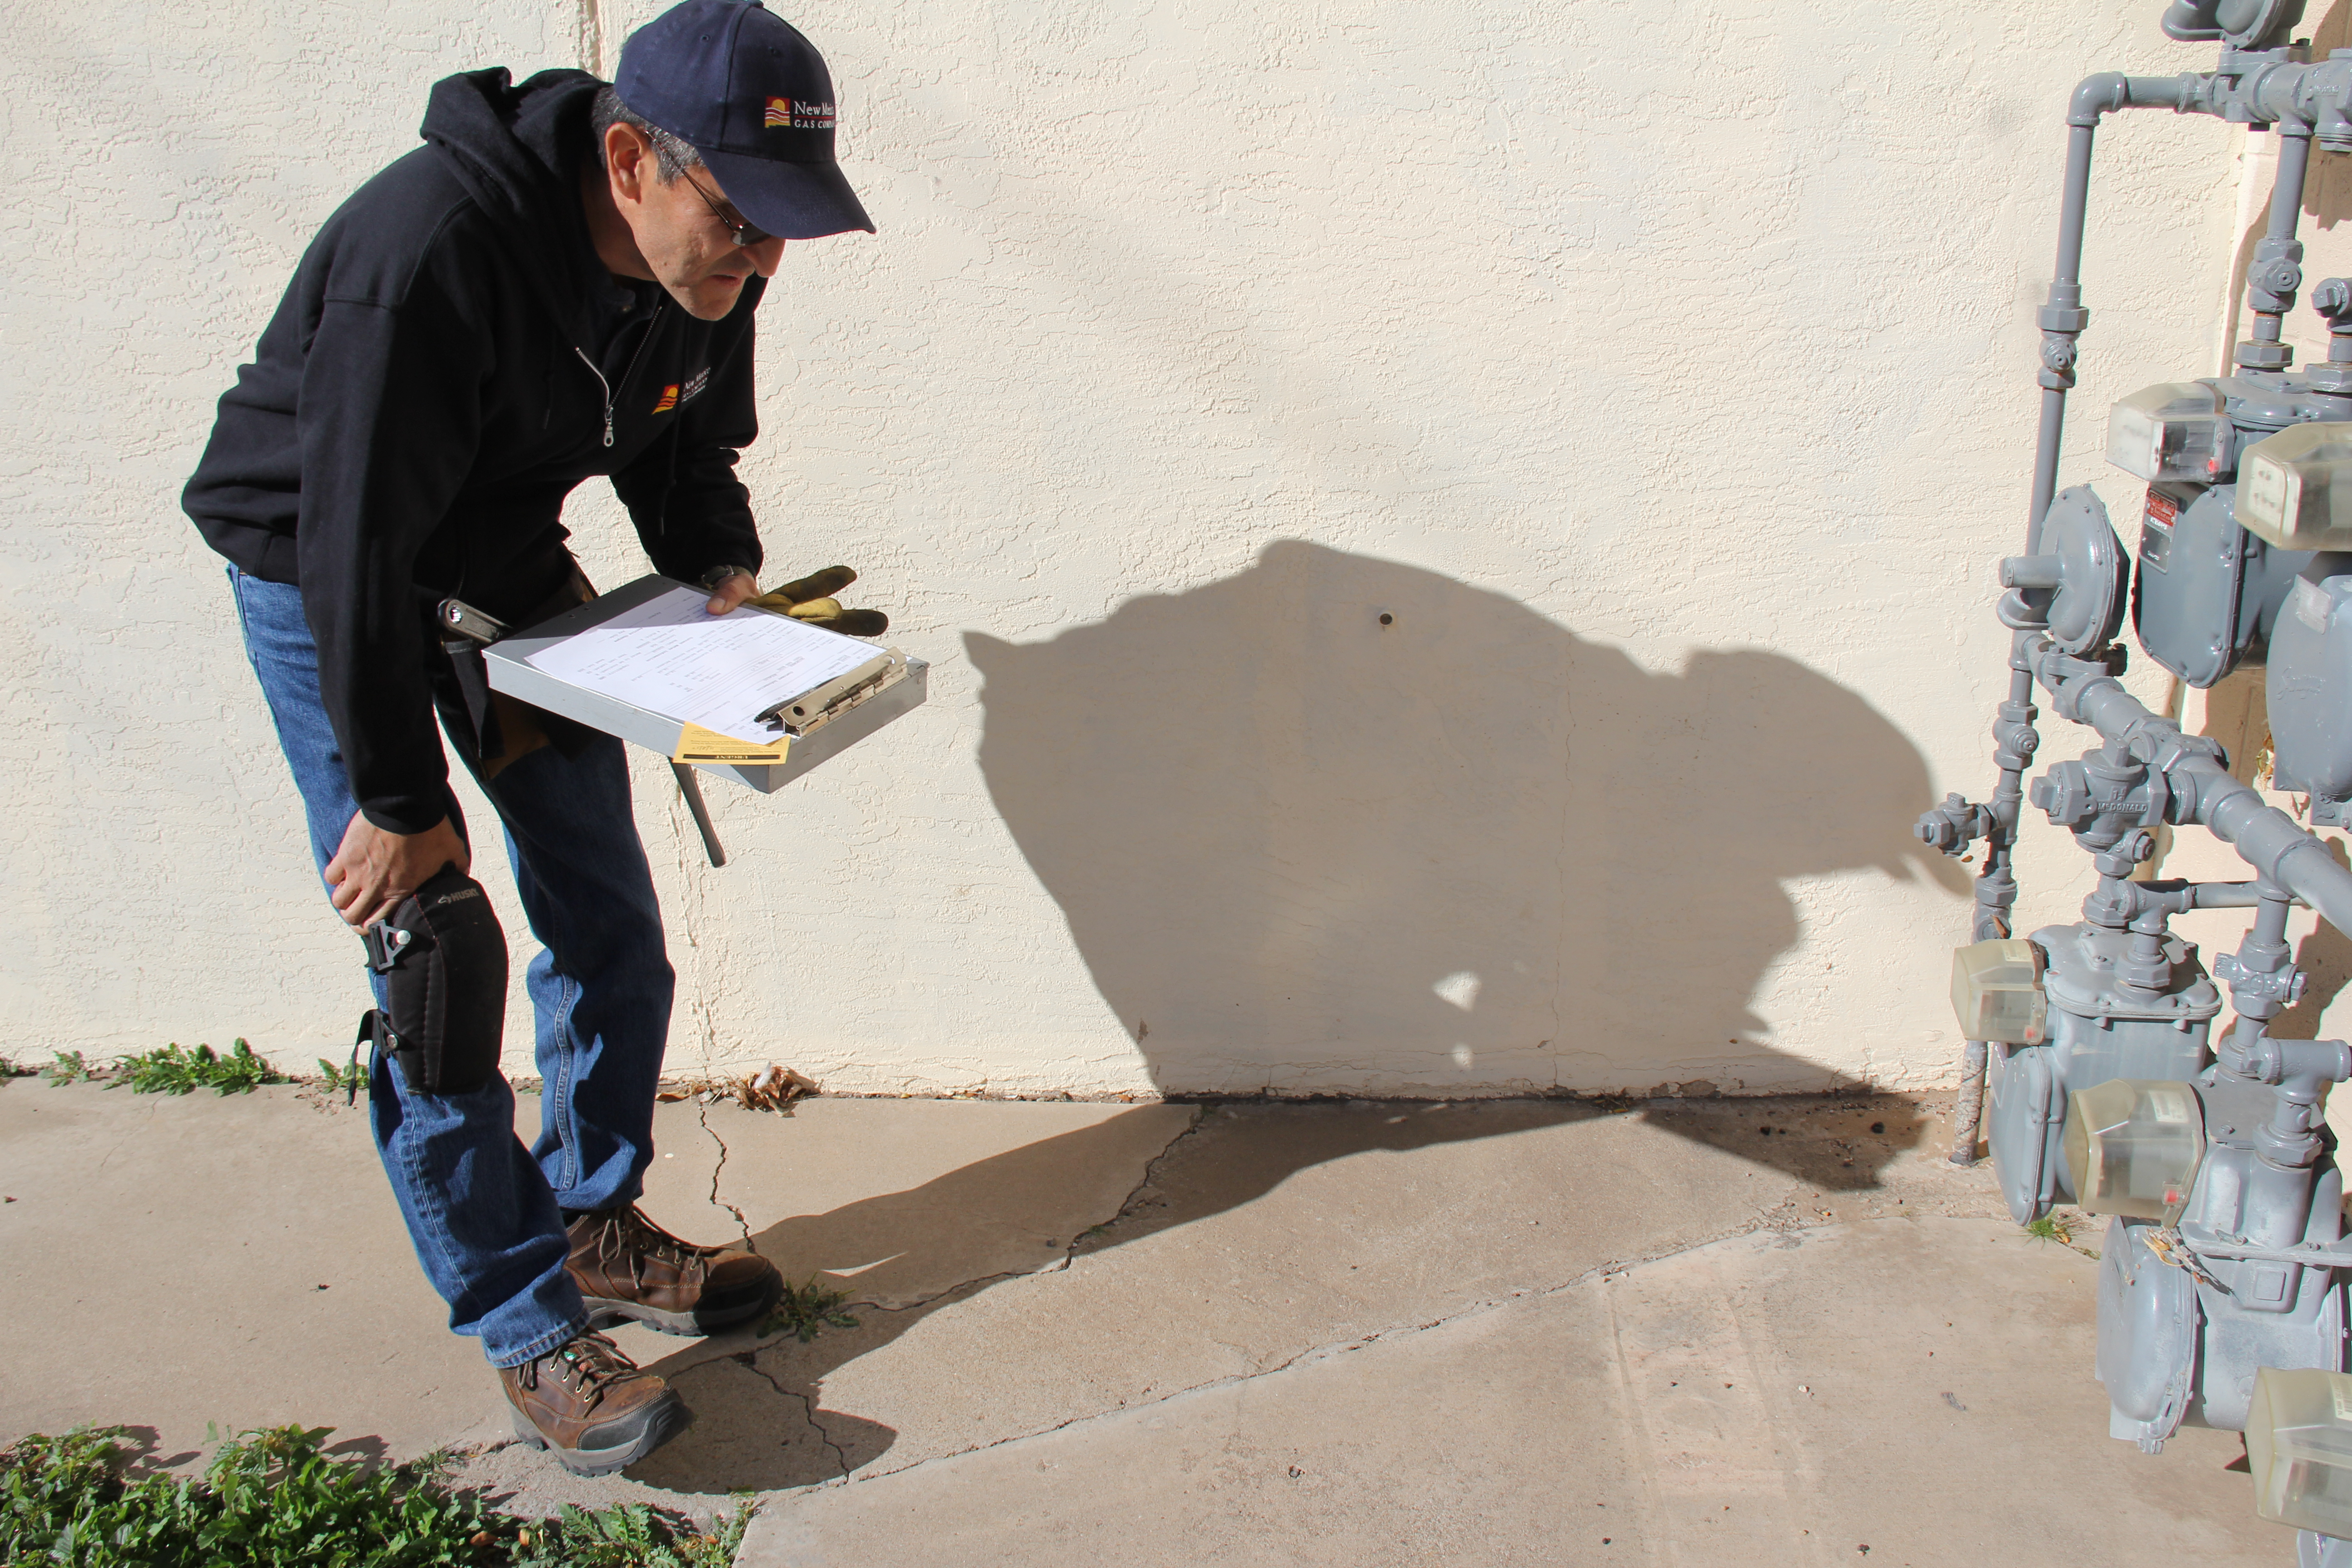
[525,1330,637,1404]
[591,1203,713,1288]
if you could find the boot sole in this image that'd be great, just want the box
[510,1390,691,1477]
[581,1273,785,1338]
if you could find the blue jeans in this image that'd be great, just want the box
[229,567,676,1367]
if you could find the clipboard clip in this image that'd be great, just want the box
[755,648,908,738]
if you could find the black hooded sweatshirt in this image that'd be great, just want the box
[184,68,766,835]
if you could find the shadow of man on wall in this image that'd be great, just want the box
[621,541,1970,1495]
[965,539,1962,1099]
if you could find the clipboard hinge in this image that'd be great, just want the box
[755,648,909,738]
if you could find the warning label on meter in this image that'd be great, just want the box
[2141,488,2178,573]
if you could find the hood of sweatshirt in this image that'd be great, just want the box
[420,66,610,347]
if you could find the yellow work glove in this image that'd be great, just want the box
[749,565,890,637]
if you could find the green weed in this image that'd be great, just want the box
[758,1276,860,1344]
[44,1050,93,1087]
[0,1423,752,1566]
[2024,1212,2102,1259]
[316,1056,372,1098]
[115,1039,285,1096]
[515,1499,752,1568]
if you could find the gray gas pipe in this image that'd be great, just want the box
[1917,2,2352,1558]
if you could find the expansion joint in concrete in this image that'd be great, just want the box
[834,1204,1886,1487]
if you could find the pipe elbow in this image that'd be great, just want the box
[2070,73,2131,128]
[2160,1,2223,41]
[2069,73,2197,128]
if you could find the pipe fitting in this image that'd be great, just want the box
[2068,73,2193,128]
[2028,649,2352,936]
[2161,1,2219,41]
[2069,71,2132,126]
[1915,793,1994,855]
[2235,1036,2351,1089]
[2213,949,2306,1020]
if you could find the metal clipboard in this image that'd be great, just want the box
[479,573,926,862]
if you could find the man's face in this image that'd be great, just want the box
[605,127,789,320]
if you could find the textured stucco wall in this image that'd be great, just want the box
[0,2,2262,1096]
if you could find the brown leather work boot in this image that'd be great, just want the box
[500,1330,690,1477]
[565,1203,784,1337]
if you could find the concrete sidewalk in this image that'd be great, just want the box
[0,1078,2288,1564]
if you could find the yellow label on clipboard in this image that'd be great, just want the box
[672,723,791,766]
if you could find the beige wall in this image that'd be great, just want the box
[0,1,2275,1096]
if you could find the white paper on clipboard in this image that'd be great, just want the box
[523,584,875,745]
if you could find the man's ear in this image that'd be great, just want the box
[603,122,649,207]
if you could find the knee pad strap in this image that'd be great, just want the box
[362,864,507,1095]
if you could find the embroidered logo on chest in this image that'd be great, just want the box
[651,368,711,416]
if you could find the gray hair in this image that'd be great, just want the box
[590,85,703,183]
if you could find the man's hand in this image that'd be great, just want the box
[705,570,759,615]
[325,813,470,929]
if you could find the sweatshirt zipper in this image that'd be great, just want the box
[574,299,666,450]
[574,348,615,447]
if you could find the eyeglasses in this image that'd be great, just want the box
[681,171,771,249]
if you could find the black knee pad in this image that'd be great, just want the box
[360,864,508,1095]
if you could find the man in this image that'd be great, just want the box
[182,0,873,1475]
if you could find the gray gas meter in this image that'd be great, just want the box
[1915,10,2352,1563]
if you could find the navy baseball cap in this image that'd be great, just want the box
[615,0,874,240]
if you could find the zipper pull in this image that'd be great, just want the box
[575,346,616,448]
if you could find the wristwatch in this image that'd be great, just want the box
[699,564,754,591]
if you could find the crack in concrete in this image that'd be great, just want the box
[735,1352,852,1480]
[1058,1104,1203,1269]
[89,1090,158,1174]
[697,1099,754,1248]
[843,1269,1021,1317]
[811,1111,1208,1317]
[1068,1105,1205,1256]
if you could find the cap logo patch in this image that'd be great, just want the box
[651,384,680,415]
[764,96,835,130]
